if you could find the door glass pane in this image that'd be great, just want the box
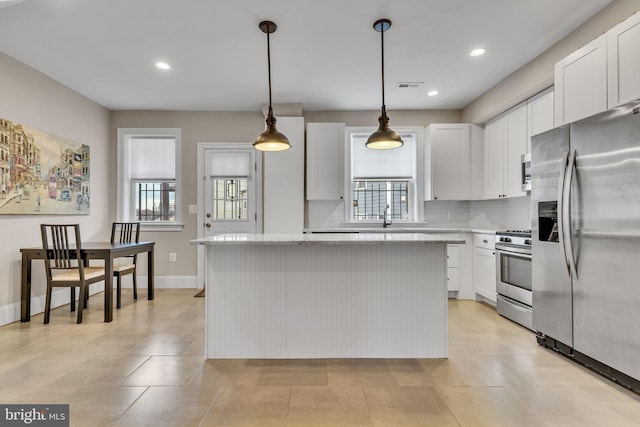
[211,177,248,221]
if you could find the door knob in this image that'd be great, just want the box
[205,223,211,228]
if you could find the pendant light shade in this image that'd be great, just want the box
[367,19,403,150]
[254,20,290,152]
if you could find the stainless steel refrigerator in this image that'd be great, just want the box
[531,100,640,390]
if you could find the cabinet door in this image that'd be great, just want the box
[473,246,496,303]
[504,103,527,198]
[527,87,554,152]
[430,124,470,200]
[554,34,607,125]
[263,117,305,233]
[607,12,640,108]
[484,117,504,199]
[306,123,345,200]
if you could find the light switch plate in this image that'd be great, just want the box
[188,204,198,214]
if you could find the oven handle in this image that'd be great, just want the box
[495,248,532,260]
[557,150,571,276]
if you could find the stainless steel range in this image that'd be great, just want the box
[495,230,532,330]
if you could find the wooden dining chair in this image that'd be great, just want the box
[40,224,106,324]
[111,222,141,308]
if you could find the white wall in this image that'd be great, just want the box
[462,0,640,123]
[0,52,111,325]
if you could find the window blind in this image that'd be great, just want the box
[351,134,416,178]
[129,136,176,180]
[206,151,251,177]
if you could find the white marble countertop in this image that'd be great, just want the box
[304,227,497,235]
[191,233,465,245]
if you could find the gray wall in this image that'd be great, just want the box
[0,52,110,323]
[111,109,462,277]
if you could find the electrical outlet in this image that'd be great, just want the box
[188,204,198,214]
[169,252,177,262]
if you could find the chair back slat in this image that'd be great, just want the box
[41,224,83,271]
[111,222,140,244]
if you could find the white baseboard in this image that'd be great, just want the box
[118,275,197,289]
[0,275,197,326]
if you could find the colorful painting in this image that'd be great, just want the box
[0,117,90,215]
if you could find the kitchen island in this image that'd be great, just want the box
[192,233,464,359]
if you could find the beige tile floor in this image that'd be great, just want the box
[1,288,639,426]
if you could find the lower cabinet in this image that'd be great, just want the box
[446,245,460,292]
[444,233,473,300]
[472,233,496,304]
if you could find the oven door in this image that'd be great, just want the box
[496,249,532,306]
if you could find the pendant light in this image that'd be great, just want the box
[366,19,403,150]
[254,20,291,152]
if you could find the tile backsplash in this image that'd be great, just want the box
[307,196,532,231]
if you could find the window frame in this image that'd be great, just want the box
[117,128,183,231]
[344,126,424,224]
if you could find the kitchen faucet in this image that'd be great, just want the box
[383,206,392,228]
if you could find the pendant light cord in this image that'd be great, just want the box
[267,29,273,112]
[380,24,386,116]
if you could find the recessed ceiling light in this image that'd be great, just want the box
[427,90,439,97]
[470,48,487,57]
[155,62,171,70]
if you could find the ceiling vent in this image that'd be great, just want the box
[395,82,424,89]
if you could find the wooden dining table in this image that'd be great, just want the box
[20,241,155,322]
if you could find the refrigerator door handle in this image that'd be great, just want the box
[565,149,579,280]
[557,150,571,275]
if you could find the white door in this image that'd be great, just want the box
[203,147,260,236]
[196,143,262,288]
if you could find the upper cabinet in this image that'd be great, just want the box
[306,122,345,201]
[425,123,483,201]
[554,34,607,126]
[484,116,505,199]
[607,11,640,108]
[555,12,640,124]
[484,103,528,199]
[526,87,554,152]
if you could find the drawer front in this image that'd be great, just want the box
[473,233,495,250]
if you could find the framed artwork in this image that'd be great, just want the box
[0,117,90,215]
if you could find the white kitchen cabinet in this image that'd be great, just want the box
[554,34,607,126]
[447,245,460,292]
[263,117,305,233]
[504,103,527,198]
[425,124,483,201]
[472,233,496,304]
[483,103,527,199]
[607,12,640,108]
[306,122,345,200]
[526,87,554,152]
[484,117,504,199]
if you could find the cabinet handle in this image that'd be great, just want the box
[482,239,488,243]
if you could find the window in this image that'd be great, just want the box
[117,128,182,231]
[352,180,408,220]
[346,127,424,223]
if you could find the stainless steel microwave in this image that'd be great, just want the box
[521,152,531,192]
